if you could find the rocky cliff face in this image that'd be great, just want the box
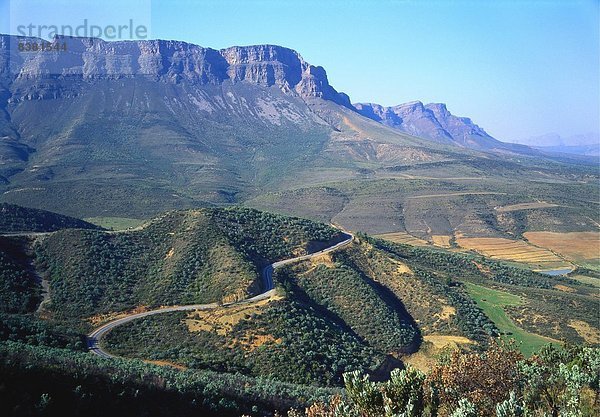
[354,100,509,150]
[0,35,351,106]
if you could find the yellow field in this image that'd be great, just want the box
[402,335,475,372]
[568,320,600,344]
[495,201,559,212]
[375,232,429,246]
[524,231,600,264]
[455,236,572,270]
[185,295,283,335]
[431,235,452,247]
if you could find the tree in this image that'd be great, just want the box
[426,343,523,414]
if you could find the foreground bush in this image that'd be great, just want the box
[293,344,599,417]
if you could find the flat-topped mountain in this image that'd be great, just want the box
[0,35,459,217]
[0,35,590,226]
[1,36,351,106]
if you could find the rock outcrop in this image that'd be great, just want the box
[0,35,351,106]
[354,100,509,150]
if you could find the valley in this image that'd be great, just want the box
[0,201,597,415]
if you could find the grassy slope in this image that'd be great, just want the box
[84,217,146,231]
[247,173,599,238]
[464,282,560,356]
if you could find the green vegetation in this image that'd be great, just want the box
[103,300,379,386]
[464,283,559,356]
[0,204,596,415]
[298,344,599,417]
[208,207,341,265]
[277,255,420,353]
[0,340,337,417]
[0,236,40,313]
[84,217,146,231]
[35,208,342,322]
[0,203,101,233]
[368,236,597,346]
[371,237,555,289]
[0,313,85,350]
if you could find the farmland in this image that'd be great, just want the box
[455,235,573,271]
[374,232,429,246]
[524,231,600,270]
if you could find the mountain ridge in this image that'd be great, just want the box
[1,35,352,107]
[2,34,534,152]
[0,34,590,224]
[354,100,534,153]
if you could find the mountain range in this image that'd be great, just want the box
[354,101,529,153]
[0,35,596,236]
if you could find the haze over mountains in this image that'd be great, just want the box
[510,132,600,157]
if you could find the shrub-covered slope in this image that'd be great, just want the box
[0,203,101,233]
[0,236,40,313]
[35,207,341,321]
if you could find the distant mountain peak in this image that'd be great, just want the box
[354,100,516,151]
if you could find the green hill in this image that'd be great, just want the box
[35,207,341,321]
[0,203,101,234]
[0,207,597,402]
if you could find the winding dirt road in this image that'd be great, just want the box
[87,231,354,359]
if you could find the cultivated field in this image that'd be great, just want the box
[455,235,572,271]
[431,235,452,247]
[375,232,429,246]
[524,231,600,269]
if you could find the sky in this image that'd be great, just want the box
[1,0,599,142]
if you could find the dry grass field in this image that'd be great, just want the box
[431,235,452,247]
[185,295,283,336]
[524,231,600,267]
[455,235,573,271]
[568,320,600,345]
[402,335,475,372]
[375,232,429,246]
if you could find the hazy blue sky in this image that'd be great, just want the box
[2,0,599,142]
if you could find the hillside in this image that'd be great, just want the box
[0,206,597,415]
[0,203,101,233]
[24,208,589,387]
[35,207,342,321]
[90,229,598,386]
[0,35,594,234]
[0,35,449,218]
